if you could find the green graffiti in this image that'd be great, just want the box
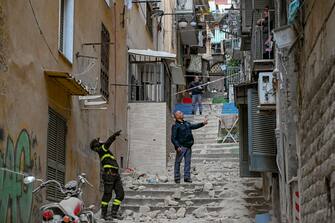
[0,130,33,223]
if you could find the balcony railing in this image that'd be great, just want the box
[251,9,275,61]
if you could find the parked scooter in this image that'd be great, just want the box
[24,173,96,223]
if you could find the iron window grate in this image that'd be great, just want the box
[59,0,65,52]
[100,23,110,100]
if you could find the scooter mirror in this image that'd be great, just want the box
[23,176,36,184]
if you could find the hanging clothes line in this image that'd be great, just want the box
[174,72,240,95]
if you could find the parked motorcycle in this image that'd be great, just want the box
[24,173,96,223]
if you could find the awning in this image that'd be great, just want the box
[45,70,89,96]
[128,49,176,63]
[170,65,186,85]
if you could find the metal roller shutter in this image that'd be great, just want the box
[239,104,261,177]
[247,88,277,172]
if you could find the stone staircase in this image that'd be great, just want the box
[116,105,271,222]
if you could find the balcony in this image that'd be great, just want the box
[251,9,275,72]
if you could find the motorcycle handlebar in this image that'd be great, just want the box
[78,175,93,188]
[33,179,67,194]
[32,173,93,195]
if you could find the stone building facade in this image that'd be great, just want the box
[273,0,335,222]
[296,1,335,222]
[238,0,335,222]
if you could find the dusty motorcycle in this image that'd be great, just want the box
[24,173,96,223]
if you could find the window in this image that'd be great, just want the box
[100,23,110,100]
[146,3,153,36]
[46,108,67,201]
[104,0,112,8]
[59,0,74,62]
[129,62,165,102]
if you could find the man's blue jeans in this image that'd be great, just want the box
[174,147,192,180]
[192,94,203,114]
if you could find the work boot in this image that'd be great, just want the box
[101,206,111,221]
[184,178,192,183]
[111,205,123,220]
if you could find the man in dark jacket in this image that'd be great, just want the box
[90,130,124,220]
[171,111,208,183]
[189,76,205,115]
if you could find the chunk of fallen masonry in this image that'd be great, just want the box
[193,206,208,218]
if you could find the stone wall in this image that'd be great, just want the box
[298,1,335,222]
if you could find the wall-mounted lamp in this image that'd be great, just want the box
[178,18,188,28]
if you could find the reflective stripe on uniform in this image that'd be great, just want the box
[101,201,108,206]
[113,199,122,206]
[101,145,108,152]
[103,164,118,169]
[101,153,116,161]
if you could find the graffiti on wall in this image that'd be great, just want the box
[0,129,33,223]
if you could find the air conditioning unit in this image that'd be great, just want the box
[258,72,276,110]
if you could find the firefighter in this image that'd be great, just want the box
[90,130,124,220]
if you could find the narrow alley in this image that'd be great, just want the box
[1,0,334,223]
[117,104,271,222]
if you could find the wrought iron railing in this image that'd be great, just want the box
[251,9,275,61]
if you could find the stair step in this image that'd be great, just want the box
[192,148,239,154]
[123,197,226,206]
[192,143,239,149]
[123,195,267,203]
[170,153,239,159]
[167,158,239,166]
[194,140,219,144]
[193,153,239,159]
[120,203,271,214]
[123,190,223,198]
[126,183,227,190]
[120,205,225,214]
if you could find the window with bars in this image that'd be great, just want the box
[146,3,153,36]
[100,23,110,100]
[46,108,67,201]
[59,0,74,62]
[129,63,166,103]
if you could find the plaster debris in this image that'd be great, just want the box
[192,206,208,218]
[176,207,187,218]
[203,182,214,191]
[139,206,150,215]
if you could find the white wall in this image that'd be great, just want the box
[128,103,167,174]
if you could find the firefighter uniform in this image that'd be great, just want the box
[90,131,124,220]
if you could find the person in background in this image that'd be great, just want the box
[171,111,208,183]
[189,76,205,115]
[90,130,124,220]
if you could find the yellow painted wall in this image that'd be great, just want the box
[0,0,128,221]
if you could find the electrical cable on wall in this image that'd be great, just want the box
[28,0,58,64]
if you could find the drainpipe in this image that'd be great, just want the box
[274,0,290,222]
